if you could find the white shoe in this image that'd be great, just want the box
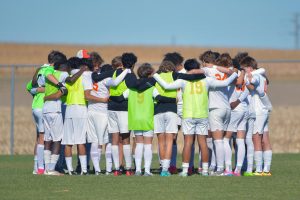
[45,170,62,176]
[32,170,37,175]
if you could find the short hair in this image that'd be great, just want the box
[121,53,137,69]
[101,64,113,73]
[81,58,94,71]
[216,53,232,67]
[137,63,154,78]
[232,58,240,69]
[48,50,67,64]
[89,52,104,67]
[54,61,69,71]
[111,56,122,69]
[163,52,184,67]
[158,60,176,73]
[67,57,81,69]
[199,50,218,64]
[234,52,249,64]
[184,59,200,71]
[240,56,258,69]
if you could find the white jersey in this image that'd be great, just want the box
[82,71,109,113]
[176,68,186,117]
[43,71,69,114]
[202,66,231,110]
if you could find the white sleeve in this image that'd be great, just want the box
[59,72,69,83]
[238,88,250,102]
[29,88,38,95]
[207,72,238,89]
[252,68,265,75]
[82,73,93,91]
[152,88,159,98]
[123,89,129,99]
[106,69,130,87]
[250,75,260,86]
[153,73,184,90]
[202,67,210,76]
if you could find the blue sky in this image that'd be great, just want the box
[0,0,299,49]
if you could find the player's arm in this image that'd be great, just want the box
[106,69,131,87]
[125,73,154,91]
[31,67,42,87]
[44,91,63,101]
[230,88,249,110]
[245,73,258,91]
[92,70,114,82]
[153,73,184,90]
[236,69,245,87]
[65,66,88,84]
[173,71,206,81]
[84,90,108,103]
[207,72,238,88]
[153,88,177,103]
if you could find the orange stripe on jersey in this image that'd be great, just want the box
[93,83,98,91]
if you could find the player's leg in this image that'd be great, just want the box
[64,145,74,174]
[143,131,153,176]
[262,118,272,176]
[33,137,38,174]
[244,117,255,176]
[33,109,45,174]
[134,133,144,175]
[206,131,216,173]
[223,131,233,175]
[195,118,209,176]
[105,143,113,175]
[180,134,193,176]
[169,134,178,174]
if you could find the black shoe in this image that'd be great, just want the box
[119,165,125,174]
[75,165,81,174]
[81,172,89,175]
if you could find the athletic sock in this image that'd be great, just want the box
[144,144,152,174]
[37,144,44,170]
[79,155,87,173]
[98,148,102,171]
[246,138,254,173]
[263,150,272,172]
[202,162,209,174]
[198,151,202,169]
[134,143,143,172]
[182,162,189,174]
[235,139,245,172]
[105,143,113,172]
[214,139,224,172]
[123,144,132,170]
[49,154,59,171]
[223,138,232,171]
[254,151,263,172]
[162,159,170,171]
[189,143,195,168]
[170,143,177,167]
[207,138,216,170]
[33,155,38,172]
[90,143,100,173]
[44,149,51,171]
[111,145,120,170]
[65,157,73,172]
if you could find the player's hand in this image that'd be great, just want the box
[246,72,253,82]
[230,100,240,110]
[99,97,109,103]
[80,65,88,71]
[187,69,197,74]
[56,82,68,95]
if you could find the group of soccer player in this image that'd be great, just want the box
[26,49,273,177]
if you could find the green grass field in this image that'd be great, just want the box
[0,154,299,200]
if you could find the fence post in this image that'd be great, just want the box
[10,66,15,155]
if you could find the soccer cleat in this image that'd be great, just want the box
[233,171,241,177]
[45,170,63,176]
[188,167,194,175]
[224,170,234,176]
[253,171,263,176]
[37,168,45,175]
[214,170,224,176]
[81,172,89,175]
[105,171,113,176]
[95,171,100,176]
[178,172,188,177]
[119,165,125,174]
[208,168,215,176]
[168,166,178,174]
[32,170,37,175]
[135,171,142,176]
[144,172,154,177]
[262,172,272,176]
[243,172,254,176]
[126,170,134,176]
[114,170,122,176]
[68,171,77,175]
[197,167,203,174]
[160,170,171,177]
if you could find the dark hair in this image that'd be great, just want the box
[122,53,137,69]
[234,52,249,64]
[232,58,240,69]
[216,53,232,67]
[163,52,184,67]
[184,59,200,71]
[111,56,122,69]
[240,56,258,69]
[101,64,113,73]
[213,52,220,62]
[54,61,69,71]
[137,63,154,78]
[68,57,81,69]
[48,50,67,65]
[81,58,94,71]
[199,50,218,64]
[158,60,176,73]
[89,52,104,67]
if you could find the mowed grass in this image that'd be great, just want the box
[0,154,299,200]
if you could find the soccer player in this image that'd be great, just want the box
[153,59,238,177]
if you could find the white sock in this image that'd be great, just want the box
[111,145,120,170]
[90,143,100,172]
[134,143,144,172]
[44,150,51,171]
[98,148,102,171]
[105,144,113,172]
[254,151,263,172]
[214,139,224,172]
[37,144,44,170]
[170,143,177,167]
[33,155,38,172]
[182,162,189,174]
[223,138,232,171]
[263,150,272,172]
[144,144,152,174]
[235,139,245,172]
[162,159,170,171]
[189,143,195,168]
[202,162,209,173]
[79,155,87,173]
[49,154,59,171]
[123,144,132,170]
[198,151,202,168]
[65,157,73,172]
[207,138,216,170]
[246,138,254,173]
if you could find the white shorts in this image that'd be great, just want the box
[87,111,109,145]
[227,111,247,132]
[177,114,182,126]
[32,109,44,133]
[108,111,128,134]
[246,117,255,139]
[254,114,269,135]
[61,118,88,145]
[154,112,178,134]
[133,130,154,137]
[43,112,64,142]
[209,108,231,132]
[182,118,208,135]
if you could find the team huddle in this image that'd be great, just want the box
[26,49,273,177]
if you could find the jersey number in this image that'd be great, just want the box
[215,73,227,80]
[190,82,203,94]
[93,83,98,91]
